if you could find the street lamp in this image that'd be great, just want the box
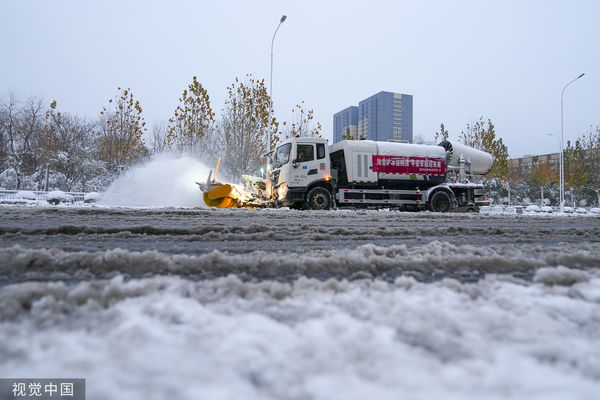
[268,15,287,154]
[560,73,585,212]
[547,133,562,209]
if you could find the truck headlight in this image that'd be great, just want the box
[277,184,287,200]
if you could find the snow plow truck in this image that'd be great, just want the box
[199,137,493,212]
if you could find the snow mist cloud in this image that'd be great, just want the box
[99,153,211,208]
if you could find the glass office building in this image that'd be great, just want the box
[333,91,413,143]
[333,106,359,143]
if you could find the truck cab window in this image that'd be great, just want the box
[296,144,314,162]
[317,143,326,160]
[273,143,291,168]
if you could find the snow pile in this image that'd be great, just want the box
[99,153,211,208]
[84,192,100,203]
[534,265,592,286]
[1,270,599,399]
[15,191,36,200]
[47,190,69,204]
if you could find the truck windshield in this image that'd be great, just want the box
[272,143,291,169]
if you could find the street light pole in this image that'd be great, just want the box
[268,15,287,154]
[560,73,585,212]
[547,133,562,208]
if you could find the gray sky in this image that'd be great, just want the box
[2,0,598,158]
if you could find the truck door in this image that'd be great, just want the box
[353,152,378,183]
[290,143,326,187]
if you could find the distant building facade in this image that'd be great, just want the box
[333,106,358,143]
[333,91,413,143]
[508,152,560,176]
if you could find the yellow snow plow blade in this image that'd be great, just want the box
[198,157,263,209]
[207,184,235,200]
[203,183,242,208]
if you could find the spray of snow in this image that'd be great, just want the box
[99,153,212,207]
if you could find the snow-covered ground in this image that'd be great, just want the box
[3,147,600,399]
[2,201,600,399]
[1,269,599,399]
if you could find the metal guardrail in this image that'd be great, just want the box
[0,190,89,203]
[480,204,600,215]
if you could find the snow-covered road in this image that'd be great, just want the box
[2,206,600,282]
[1,205,600,399]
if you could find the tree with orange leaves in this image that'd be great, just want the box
[167,76,215,157]
[531,160,558,187]
[459,117,508,179]
[281,101,322,139]
[94,87,148,174]
[220,75,278,181]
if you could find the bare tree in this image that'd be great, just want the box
[0,101,9,172]
[149,121,168,155]
[0,93,44,189]
[0,92,118,191]
[53,114,97,191]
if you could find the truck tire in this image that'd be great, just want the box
[306,187,332,210]
[429,191,452,212]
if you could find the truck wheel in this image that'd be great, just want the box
[429,191,452,212]
[306,187,332,210]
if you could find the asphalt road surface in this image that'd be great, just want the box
[2,205,600,283]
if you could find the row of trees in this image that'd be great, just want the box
[4,77,595,207]
[160,75,321,181]
[0,93,110,191]
[0,75,322,190]
[434,118,599,206]
[503,125,600,206]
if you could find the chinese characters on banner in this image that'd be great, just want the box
[372,155,445,175]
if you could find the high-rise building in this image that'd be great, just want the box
[333,91,413,143]
[333,106,359,143]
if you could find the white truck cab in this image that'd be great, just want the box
[270,137,332,209]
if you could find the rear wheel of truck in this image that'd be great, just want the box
[429,191,452,212]
[306,187,332,210]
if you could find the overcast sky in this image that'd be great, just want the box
[1,0,598,158]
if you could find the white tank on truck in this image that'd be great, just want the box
[440,140,494,175]
[199,137,493,212]
[329,140,448,189]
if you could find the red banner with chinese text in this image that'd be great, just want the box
[372,155,445,176]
